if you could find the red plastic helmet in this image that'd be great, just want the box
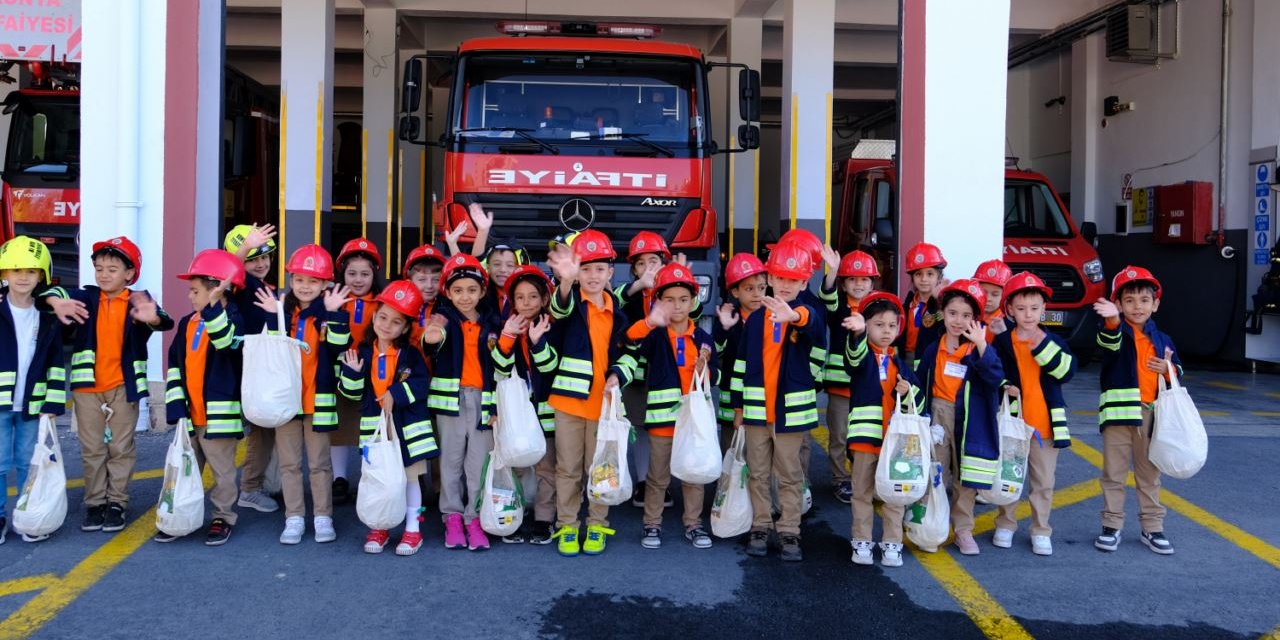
[376,279,425,318]
[838,251,880,278]
[337,238,383,271]
[777,228,824,265]
[503,264,553,301]
[940,278,986,314]
[178,249,246,289]
[402,245,446,276]
[627,231,671,261]
[725,252,767,288]
[857,290,907,337]
[285,244,335,281]
[972,259,1013,287]
[571,229,617,263]
[653,262,698,297]
[1111,265,1161,301]
[1002,271,1053,306]
[766,241,816,281]
[91,236,143,285]
[440,253,490,293]
[904,242,947,272]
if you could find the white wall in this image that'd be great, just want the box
[1006,51,1074,201]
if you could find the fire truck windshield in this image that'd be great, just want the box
[1004,179,1073,239]
[4,96,78,176]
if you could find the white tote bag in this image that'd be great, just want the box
[875,397,932,506]
[241,304,303,428]
[588,388,634,506]
[356,414,407,530]
[155,419,205,537]
[671,372,721,485]
[13,415,68,537]
[478,450,524,537]
[494,375,546,468]
[906,462,950,552]
[1150,361,1208,479]
[979,393,1035,506]
[710,426,752,539]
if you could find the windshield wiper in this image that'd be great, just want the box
[456,127,559,155]
[581,131,674,158]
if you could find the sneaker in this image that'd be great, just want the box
[685,526,712,549]
[745,530,770,557]
[332,477,351,505]
[466,518,490,551]
[880,541,904,567]
[396,531,424,556]
[21,533,50,543]
[501,531,526,544]
[582,524,614,555]
[1094,527,1121,552]
[237,491,280,513]
[102,503,127,532]
[313,516,336,543]
[780,534,803,562]
[850,539,875,565]
[631,486,646,508]
[552,525,580,557]
[641,526,662,549]
[205,519,232,546]
[1141,531,1174,555]
[279,516,306,545]
[954,531,980,555]
[0,516,6,544]
[1031,535,1053,556]
[992,528,1014,549]
[81,505,106,531]
[834,481,853,504]
[443,513,466,549]
[528,521,555,546]
[153,530,180,543]
[975,493,991,505]
[364,529,390,554]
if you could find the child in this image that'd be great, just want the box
[0,236,65,544]
[402,245,447,346]
[914,279,1003,556]
[991,272,1076,556]
[840,291,924,567]
[251,244,351,545]
[898,242,947,366]
[544,229,636,557]
[44,236,173,533]
[481,240,532,315]
[714,253,767,448]
[733,241,824,562]
[625,263,716,550]
[420,254,501,551]
[224,223,277,287]
[338,280,439,556]
[1092,266,1181,555]
[492,265,559,545]
[818,249,879,504]
[157,250,247,546]
[972,259,1012,342]
[332,238,384,505]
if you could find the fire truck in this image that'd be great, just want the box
[399,20,762,305]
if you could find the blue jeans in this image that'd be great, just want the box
[0,411,40,519]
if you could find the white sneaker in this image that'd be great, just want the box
[992,528,1014,549]
[850,539,875,565]
[314,516,336,543]
[1032,535,1053,556]
[279,516,305,545]
[237,491,280,513]
[880,542,904,567]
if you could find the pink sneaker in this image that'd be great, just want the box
[466,518,490,551]
[444,513,466,549]
[954,531,980,556]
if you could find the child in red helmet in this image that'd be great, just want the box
[898,242,947,367]
[973,259,1013,343]
[403,245,447,348]
[714,253,768,447]
[331,238,386,505]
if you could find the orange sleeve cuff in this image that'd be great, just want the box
[627,319,652,341]
[498,334,517,354]
[792,306,810,327]
[1104,317,1121,330]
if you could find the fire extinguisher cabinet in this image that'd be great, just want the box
[1154,181,1213,245]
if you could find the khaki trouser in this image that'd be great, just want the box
[1100,407,1166,532]
[191,426,240,525]
[332,395,362,447]
[826,394,852,483]
[532,437,557,523]
[274,415,333,518]
[74,388,140,508]
[554,409,610,529]
[643,433,705,529]
[436,388,493,522]
[746,426,806,536]
[239,422,275,494]
[932,398,979,535]
[624,383,650,481]
[995,441,1060,536]
[850,450,904,543]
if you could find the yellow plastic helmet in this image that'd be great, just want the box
[0,235,51,282]
[223,224,276,260]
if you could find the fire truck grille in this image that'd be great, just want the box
[459,194,694,256]
[1006,262,1085,304]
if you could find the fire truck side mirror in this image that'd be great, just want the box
[399,116,421,142]
[738,69,761,122]
[737,124,760,151]
[402,59,423,113]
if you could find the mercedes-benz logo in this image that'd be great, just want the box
[559,198,595,232]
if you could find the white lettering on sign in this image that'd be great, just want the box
[1003,244,1068,256]
[53,200,79,218]
[486,164,669,189]
[641,197,677,206]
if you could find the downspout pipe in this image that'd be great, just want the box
[1215,0,1231,250]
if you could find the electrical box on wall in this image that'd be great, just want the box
[1154,181,1213,244]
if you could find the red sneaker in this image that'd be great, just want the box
[396,531,424,556]
[364,529,390,554]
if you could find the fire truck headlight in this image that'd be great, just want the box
[1083,259,1104,283]
[695,275,712,304]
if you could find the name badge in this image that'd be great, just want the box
[943,361,968,379]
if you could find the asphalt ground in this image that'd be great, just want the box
[1,364,1278,640]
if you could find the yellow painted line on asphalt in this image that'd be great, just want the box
[907,540,1035,640]
[1072,410,1097,417]
[1206,381,1246,392]
[1198,410,1230,418]
[1266,392,1280,402]
[0,573,58,598]
[972,478,1101,536]
[1252,411,1280,418]
[1259,624,1280,640]
[7,467,165,498]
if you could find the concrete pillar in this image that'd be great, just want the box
[728,16,762,254]
[780,0,834,250]
[897,0,1009,289]
[708,54,730,244]
[363,6,397,277]
[280,0,335,256]
[398,137,426,263]
[1070,36,1102,231]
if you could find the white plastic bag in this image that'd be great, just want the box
[588,388,633,506]
[241,304,303,428]
[906,462,950,552]
[356,414,407,530]
[155,419,205,537]
[979,393,1035,506]
[478,450,524,536]
[671,373,721,485]
[710,426,752,538]
[1150,362,1208,479]
[875,397,932,506]
[494,375,546,468]
[13,416,67,537]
